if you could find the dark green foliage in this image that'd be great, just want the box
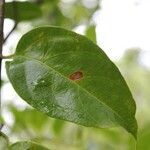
[5,1,42,21]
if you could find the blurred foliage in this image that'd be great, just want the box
[2,0,150,149]
[9,141,50,150]
[85,24,97,43]
[5,0,100,28]
[0,79,4,87]
[37,0,99,28]
[117,49,150,149]
[5,1,42,21]
[0,132,9,150]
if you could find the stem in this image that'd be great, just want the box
[0,0,5,130]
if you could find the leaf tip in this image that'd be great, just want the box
[128,119,138,140]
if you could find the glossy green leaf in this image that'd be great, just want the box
[6,27,137,138]
[9,141,50,150]
[0,132,9,150]
[5,2,42,21]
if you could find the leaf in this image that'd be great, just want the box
[10,106,50,133]
[52,119,65,135]
[5,1,42,22]
[0,79,4,87]
[137,124,150,150]
[9,141,50,150]
[6,27,137,138]
[85,25,97,43]
[0,132,9,150]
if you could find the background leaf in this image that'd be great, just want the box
[0,132,9,150]
[52,119,65,135]
[85,25,97,43]
[6,27,137,138]
[9,106,50,133]
[5,1,42,22]
[9,141,50,150]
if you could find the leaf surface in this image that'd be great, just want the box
[6,27,137,138]
[5,2,42,21]
[9,141,50,150]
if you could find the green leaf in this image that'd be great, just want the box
[137,124,150,150]
[85,25,97,43]
[52,119,65,135]
[6,27,137,138]
[0,79,4,87]
[9,141,50,150]
[5,1,42,22]
[10,106,50,133]
[0,132,9,150]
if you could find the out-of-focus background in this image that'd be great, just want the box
[1,0,150,149]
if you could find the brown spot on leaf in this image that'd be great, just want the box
[69,71,83,81]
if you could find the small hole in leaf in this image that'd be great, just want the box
[69,71,83,81]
